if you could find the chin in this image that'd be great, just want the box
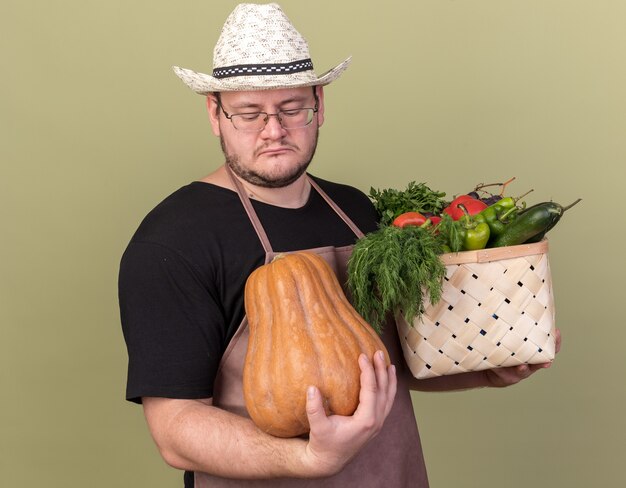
[227,157,312,188]
[248,165,309,188]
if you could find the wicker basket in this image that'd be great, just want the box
[397,239,556,379]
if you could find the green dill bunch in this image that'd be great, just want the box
[347,225,447,333]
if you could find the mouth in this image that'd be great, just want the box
[257,145,295,157]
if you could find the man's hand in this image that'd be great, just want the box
[483,328,562,387]
[411,328,562,392]
[302,350,397,476]
[143,350,397,480]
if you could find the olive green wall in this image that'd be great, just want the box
[2,1,624,486]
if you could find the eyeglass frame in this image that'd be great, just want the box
[213,88,320,132]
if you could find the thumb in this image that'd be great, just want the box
[305,386,327,428]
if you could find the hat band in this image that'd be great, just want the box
[212,58,313,79]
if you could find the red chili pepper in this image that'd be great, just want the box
[443,196,488,221]
[392,211,428,228]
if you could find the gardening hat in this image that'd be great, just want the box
[172,3,351,94]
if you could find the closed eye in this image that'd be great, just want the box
[236,112,263,121]
[280,109,304,117]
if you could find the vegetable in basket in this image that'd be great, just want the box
[369,181,447,226]
[480,202,519,243]
[392,211,429,228]
[491,198,582,247]
[443,195,487,220]
[459,210,491,250]
[347,224,447,332]
[349,178,582,331]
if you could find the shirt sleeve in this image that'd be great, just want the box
[118,241,225,403]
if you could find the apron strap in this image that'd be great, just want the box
[308,177,366,239]
[225,165,366,251]
[225,165,274,254]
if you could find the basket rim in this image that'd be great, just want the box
[440,239,549,265]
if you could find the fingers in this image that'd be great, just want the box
[303,351,397,476]
[306,351,396,431]
[384,365,397,417]
[305,386,328,431]
[486,364,527,387]
[496,366,522,385]
[370,351,397,419]
[356,351,397,420]
[488,359,555,387]
[355,354,377,418]
[380,357,397,418]
[554,328,562,354]
[371,351,390,398]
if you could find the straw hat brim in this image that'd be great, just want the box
[172,56,351,94]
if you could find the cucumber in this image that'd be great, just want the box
[490,199,581,247]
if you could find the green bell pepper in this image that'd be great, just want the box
[479,198,521,241]
[460,213,490,250]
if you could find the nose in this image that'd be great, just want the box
[261,113,286,138]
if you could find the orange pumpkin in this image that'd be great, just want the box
[243,252,390,438]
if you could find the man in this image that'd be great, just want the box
[119,4,560,487]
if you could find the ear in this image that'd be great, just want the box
[206,95,221,136]
[315,85,325,128]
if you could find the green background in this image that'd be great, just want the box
[2,0,625,486]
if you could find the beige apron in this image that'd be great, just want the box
[195,168,429,487]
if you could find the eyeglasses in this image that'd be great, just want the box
[216,98,319,132]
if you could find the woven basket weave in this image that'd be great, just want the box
[397,240,556,379]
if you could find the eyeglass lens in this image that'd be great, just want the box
[231,109,315,131]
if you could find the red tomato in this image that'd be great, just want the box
[392,211,428,228]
